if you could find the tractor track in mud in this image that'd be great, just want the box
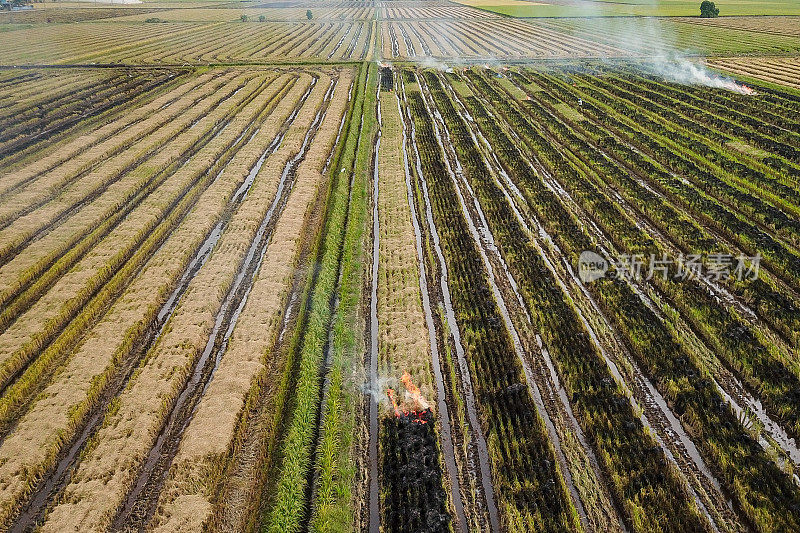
[0,73,177,163]
[459,72,743,532]
[109,76,336,533]
[343,22,362,59]
[6,75,319,533]
[388,23,400,59]
[0,79,252,275]
[367,79,382,533]
[0,76,251,289]
[0,72,232,237]
[0,70,212,204]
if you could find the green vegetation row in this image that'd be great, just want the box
[500,69,800,442]
[609,69,800,179]
[309,62,375,533]
[421,68,708,533]
[406,68,581,533]
[264,65,365,533]
[571,73,800,285]
[459,67,800,532]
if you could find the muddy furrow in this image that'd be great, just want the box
[0,78,249,273]
[406,23,432,57]
[110,77,334,533]
[344,22,363,60]
[329,23,354,59]
[401,73,499,533]
[388,23,400,58]
[0,73,176,161]
[0,74,228,234]
[367,79,382,533]
[5,77,317,533]
[398,24,415,57]
[0,76,253,269]
[394,77,467,533]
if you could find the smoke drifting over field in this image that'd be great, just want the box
[647,58,756,94]
[577,0,756,94]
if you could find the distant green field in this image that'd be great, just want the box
[456,0,800,17]
[534,16,800,55]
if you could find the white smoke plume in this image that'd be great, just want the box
[362,375,398,407]
[646,56,756,94]
[571,1,756,95]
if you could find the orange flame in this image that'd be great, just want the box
[401,371,430,411]
[386,374,431,424]
[387,388,402,417]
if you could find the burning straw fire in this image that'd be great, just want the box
[387,372,431,423]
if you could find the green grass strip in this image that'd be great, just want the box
[264,62,371,533]
[309,62,377,533]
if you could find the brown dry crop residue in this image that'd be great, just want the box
[377,93,435,407]
[0,70,292,528]
[31,71,328,533]
[149,68,354,532]
[709,57,800,89]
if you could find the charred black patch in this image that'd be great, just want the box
[380,66,394,92]
[381,409,451,533]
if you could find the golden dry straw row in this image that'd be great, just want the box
[0,70,308,529]
[36,72,333,533]
[150,67,354,532]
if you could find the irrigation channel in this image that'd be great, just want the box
[367,75,381,533]
[7,74,325,533]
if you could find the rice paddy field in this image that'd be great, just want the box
[1,0,800,532]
